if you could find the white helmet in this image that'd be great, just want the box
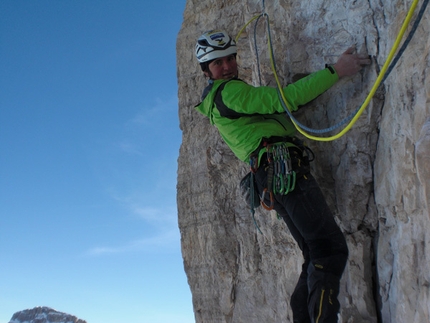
[195,30,237,63]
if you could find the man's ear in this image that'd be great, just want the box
[203,71,211,78]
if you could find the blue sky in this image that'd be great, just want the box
[0,1,192,322]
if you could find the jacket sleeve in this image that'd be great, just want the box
[220,67,339,114]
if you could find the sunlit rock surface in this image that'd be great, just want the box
[176,1,430,322]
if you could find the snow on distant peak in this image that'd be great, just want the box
[9,306,87,323]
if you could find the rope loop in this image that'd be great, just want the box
[235,0,428,141]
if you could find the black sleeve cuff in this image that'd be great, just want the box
[325,64,336,74]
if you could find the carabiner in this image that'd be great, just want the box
[261,188,275,210]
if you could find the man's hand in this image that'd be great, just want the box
[333,46,371,78]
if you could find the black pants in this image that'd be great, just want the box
[255,161,348,323]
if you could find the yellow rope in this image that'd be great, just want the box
[237,0,420,141]
[235,15,261,43]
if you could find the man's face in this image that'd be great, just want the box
[204,54,238,80]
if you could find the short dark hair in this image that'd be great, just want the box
[200,60,213,72]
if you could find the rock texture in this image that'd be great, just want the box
[176,1,430,322]
[9,306,87,323]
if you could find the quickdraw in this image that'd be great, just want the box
[260,142,297,210]
[270,143,297,195]
[247,138,309,232]
[261,156,275,211]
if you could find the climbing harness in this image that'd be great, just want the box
[245,137,312,231]
[236,0,429,141]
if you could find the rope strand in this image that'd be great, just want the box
[236,0,428,141]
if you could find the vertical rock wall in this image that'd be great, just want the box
[176,0,430,322]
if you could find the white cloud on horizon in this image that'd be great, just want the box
[130,96,178,127]
[84,192,179,257]
[115,141,144,156]
[85,94,181,258]
[132,205,177,224]
[85,228,180,256]
[111,94,180,161]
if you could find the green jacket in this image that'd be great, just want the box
[195,67,339,162]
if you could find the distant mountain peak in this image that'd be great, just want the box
[9,306,87,323]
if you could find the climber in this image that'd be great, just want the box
[194,29,371,323]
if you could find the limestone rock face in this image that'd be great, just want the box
[9,307,87,323]
[176,1,430,322]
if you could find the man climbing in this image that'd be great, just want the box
[194,30,371,323]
